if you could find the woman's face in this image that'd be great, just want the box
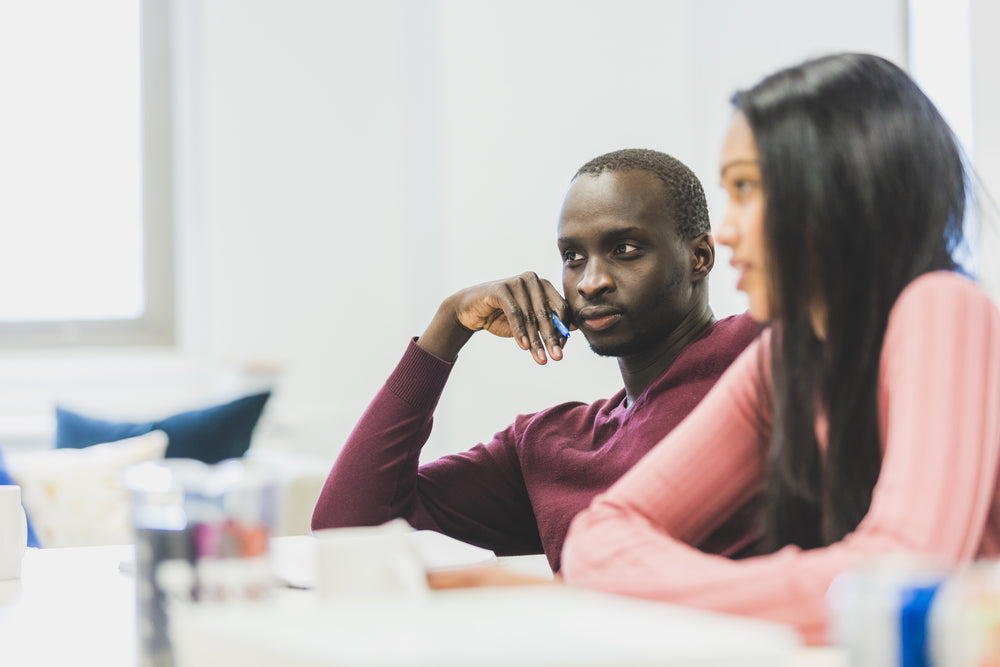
[716,112,770,321]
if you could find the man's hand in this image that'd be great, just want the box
[417,272,576,364]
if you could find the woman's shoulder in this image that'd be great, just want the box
[892,270,998,320]
[888,271,1000,340]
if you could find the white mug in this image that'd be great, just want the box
[0,485,28,580]
[314,519,428,599]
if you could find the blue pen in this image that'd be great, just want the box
[551,312,571,339]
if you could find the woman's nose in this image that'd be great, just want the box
[715,206,739,248]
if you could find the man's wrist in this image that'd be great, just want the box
[416,300,475,361]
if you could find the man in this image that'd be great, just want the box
[312,149,759,572]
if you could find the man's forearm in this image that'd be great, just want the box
[311,341,453,531]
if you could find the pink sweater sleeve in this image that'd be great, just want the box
[561,272,1000,644]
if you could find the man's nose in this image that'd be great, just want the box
[577,259,614,298]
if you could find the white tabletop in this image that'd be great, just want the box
[0,544,136,665]
[172,585,801,667]
[0,540,846,667]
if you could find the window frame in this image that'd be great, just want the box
[0,0,174,348]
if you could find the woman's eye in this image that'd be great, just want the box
[733,179,758,198]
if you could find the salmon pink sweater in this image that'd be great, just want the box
[562,272,1000,644]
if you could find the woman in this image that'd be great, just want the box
[560,52,1000,644]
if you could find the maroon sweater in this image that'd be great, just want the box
[312,312,760,571]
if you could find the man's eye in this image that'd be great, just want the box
[613,243,639,255]
[563,250,583,262]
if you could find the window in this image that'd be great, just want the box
[0,0,173,346]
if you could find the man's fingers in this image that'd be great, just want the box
[542,282,576,333]
[507,279,548,364]
[522,275,564,362]
[461,273,570,365]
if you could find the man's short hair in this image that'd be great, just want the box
[574,148,710,240]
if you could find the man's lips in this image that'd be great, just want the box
[583,314,621,331]
[577,308,623,332]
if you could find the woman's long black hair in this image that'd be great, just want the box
[732,53,971,551]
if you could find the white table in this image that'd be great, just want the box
[0,541,845,666]
[171,585,804,667]
[0,544,136,665]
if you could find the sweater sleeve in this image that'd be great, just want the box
[311,339,541,555]
[561,273,1000,644]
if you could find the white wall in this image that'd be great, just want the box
[171,0,909,460]
[971,0,1000,299]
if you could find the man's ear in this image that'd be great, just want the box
[690,232,715,280]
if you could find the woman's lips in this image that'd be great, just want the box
[582,313,622,332]
[732,261,751,291]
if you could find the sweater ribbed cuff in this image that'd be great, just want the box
[384,338,455,411]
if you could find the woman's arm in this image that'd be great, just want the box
[561,335,771,595]
[562,273,1000,645]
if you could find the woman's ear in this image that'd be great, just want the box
[691,233,715,280]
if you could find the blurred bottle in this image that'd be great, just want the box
[828,556,1000,667]
[126,458,276,667]
[930,561,1000,667]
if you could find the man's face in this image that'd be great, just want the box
[557,170,694,358]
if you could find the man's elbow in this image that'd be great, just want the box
[310,498,331,532]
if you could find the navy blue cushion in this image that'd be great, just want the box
[55,391,271,464]
[0,448,41,548]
